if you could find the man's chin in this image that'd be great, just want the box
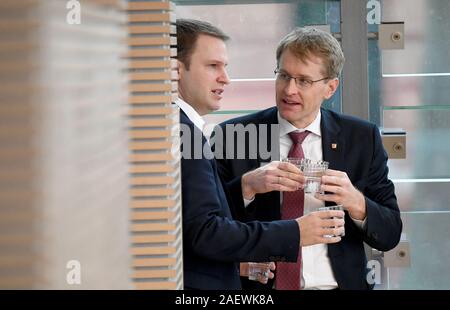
[279,107,299,121]
[208,103,222,114]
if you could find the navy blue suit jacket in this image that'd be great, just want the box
[180,109,301,290]
[214,107,402,290]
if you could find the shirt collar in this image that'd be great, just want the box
[278,110,322,138]
[175,97,205,131]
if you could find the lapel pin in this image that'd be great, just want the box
[331,143,337,150]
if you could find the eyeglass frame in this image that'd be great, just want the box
[274,68,331,89]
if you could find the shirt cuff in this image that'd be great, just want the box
[350,215,367,230]
[243,196,255,208]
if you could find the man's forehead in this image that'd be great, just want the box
[282,49,323,65]
[280,50,325,74]
[194,36,228,62]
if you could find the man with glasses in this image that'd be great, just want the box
[214,27,402,290]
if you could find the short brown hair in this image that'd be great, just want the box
[176,19,229,69]
[276,27,345,78]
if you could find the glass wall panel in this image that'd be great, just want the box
[383,107,450,179]
[376,0,450,289]
[388,213,450,289]
[382,0,450,75]
[174,0,341,125]
[395,181,450,212]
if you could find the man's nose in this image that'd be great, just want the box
[218,68,230,85]
[284,77,298,95]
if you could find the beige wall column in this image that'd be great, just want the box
[0,0,131,289]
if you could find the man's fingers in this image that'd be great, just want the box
[314,193,340,203]
[320,184,342,195]
[315,210,345,219]
[265,162,305,185]
[322,218,345,228]
[269,176,302,191]
[321,175,343,186]
[276,163,304,183]
[324,169,346,177]
[280,171,304,183]
[277,161,302,174]
[321,226,344,235]
[280,177,302,189]
[320,236,342,244]
[336,226,345,236]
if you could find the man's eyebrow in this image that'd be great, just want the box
[278,69,312,79]
[207,59,227,64]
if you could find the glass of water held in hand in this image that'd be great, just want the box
[318,205,345,237]
[299,159,329,194]
[248,262,271,282]
[282,158,329,194]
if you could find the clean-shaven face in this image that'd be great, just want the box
[178,34,230,116]
[276,49,339,128]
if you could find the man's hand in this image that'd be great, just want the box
[240,262,276,284]
[241,161,305,200]
[295,210,345,246]
[316,169,367,220]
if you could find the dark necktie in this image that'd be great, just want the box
[275,131,310,290]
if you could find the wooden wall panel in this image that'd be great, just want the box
[127,0,183,290]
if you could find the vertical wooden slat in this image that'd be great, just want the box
[127,0,182,290]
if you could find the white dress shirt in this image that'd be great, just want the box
[278,111,367,289]
[175,98,205,131]
[278,111,339,290]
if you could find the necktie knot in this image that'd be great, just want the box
[288,131,310,145]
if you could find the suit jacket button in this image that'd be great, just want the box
[371,232,378,240]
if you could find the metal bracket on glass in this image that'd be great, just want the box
[370,235,411,268]
[384,234,411,268]
[380,128,406,159]
[379,22,405,49]
[306,22,404,49]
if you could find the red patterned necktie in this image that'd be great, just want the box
[275,131,310,290]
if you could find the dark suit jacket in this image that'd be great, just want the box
[213,107,402,290]
[179,109,301,290]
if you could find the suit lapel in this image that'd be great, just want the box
[320,109,345,257]
[257,107,280,164]
[255,108,281,219]
[321,108,345,174]
[181,108,233,219]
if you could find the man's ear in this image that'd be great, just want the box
[177,60,185,80]
[324,78,339,99]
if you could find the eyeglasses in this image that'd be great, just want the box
[274,69,329,90]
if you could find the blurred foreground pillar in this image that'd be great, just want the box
[0,0,131,289]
